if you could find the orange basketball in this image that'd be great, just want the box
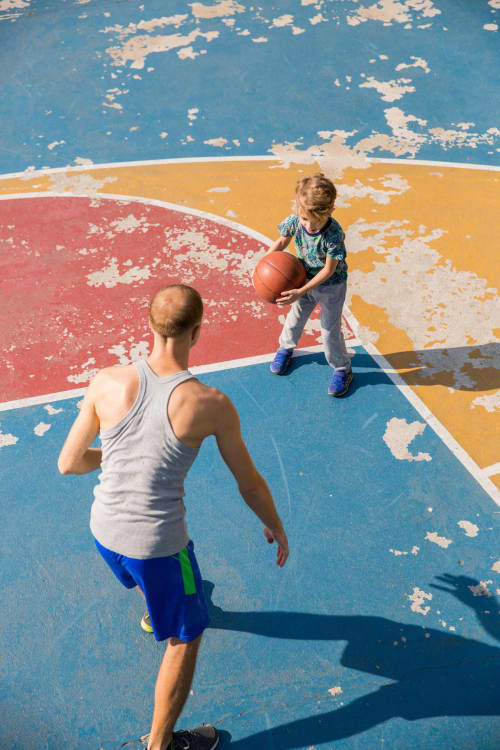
[252,251,307,304]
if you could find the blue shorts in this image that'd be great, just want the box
[94,538,210,643]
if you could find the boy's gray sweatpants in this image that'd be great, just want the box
[279,280,350,370]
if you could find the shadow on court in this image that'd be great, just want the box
[292,344,500,394]
[204,576,500,748]
[382,343,499,392]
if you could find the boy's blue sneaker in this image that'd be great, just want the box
[328,366,353,397]
[270,348,294,375]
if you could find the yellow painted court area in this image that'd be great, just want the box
[2,158,498,476]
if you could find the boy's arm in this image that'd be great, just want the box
[213,394,289,567]
[58,381,102,475]
[265,235,292,254]
[277,256,338,305]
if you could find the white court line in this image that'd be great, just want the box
[0,344,361,413]
[1,154,500,182]
[343,309,500,507]
[0,191,273,247]
[484,462,500,478]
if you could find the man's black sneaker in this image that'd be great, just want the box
[171,725,219,750]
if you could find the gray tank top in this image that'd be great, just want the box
[90,360,199,558]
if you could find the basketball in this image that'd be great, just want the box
[252,251,307,304]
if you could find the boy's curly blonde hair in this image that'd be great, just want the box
[295,173,337,221]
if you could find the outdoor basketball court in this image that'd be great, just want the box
[1,1,499,748]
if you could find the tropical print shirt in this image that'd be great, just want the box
[278,214,347,285]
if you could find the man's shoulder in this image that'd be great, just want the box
[91,363,137,386]
[88,364,138,401]
[181,378,229,412]
[172,379,234,441]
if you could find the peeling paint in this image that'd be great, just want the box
[395,56,430,73]
[0,427,18,448]
[203,137,228,147]
[383,417,431,462]
[34,422,51,436]
[457,520,479,537]
[327,686,342,696]
[336,173,409,207]
[408,586,432,615]
[425,531,452,548]
[106,29,219,69]
[190,1,245,19]
[345,219,500,364]
[390,545,419,555]
[0,0,30,10]
[468,580,493,597]
[47,140,66,150]
[45,172,118,197]
[45,404,63,415]
[347,0,441,27]
[472,390,500,413]
[359,76,415,102]
[86,257,151,288]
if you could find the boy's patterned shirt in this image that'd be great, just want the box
[278,214,347,285]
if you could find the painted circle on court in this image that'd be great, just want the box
[0,194,346,401]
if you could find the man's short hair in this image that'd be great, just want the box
[149,284,203,339]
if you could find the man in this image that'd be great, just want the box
[58,283,289,750]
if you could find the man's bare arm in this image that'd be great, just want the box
[58,382,102,475]
[214,394,289,567]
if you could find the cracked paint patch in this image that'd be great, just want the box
[47,140,66,151]
[395,56,430,72]
[347,0,441,27]
[359,76,415,102]
[34,422,51,436]
[408,586,432,615]
[472,391,500,413]
[344,219,500,371]
[270,112,500,177]
[0,427,19,448]
[389,546,419,556]
[425,531,452,548]
[44,172,118,197]
[457,520,479,538]
[108,340,149,365]
[468,580,493,597]
[190,1,245,19]
[336,173,410,207]
[105,29,220,69]
[383,417,431,462]
[86,257,152,288]
[45,404,63,415]
[203,137,228,147]
[327,686,343,697]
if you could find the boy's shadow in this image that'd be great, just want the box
[289,342,500,394]
[204,575,500,748]
[288,351,389,396]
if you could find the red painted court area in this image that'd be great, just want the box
[1,195,354,402]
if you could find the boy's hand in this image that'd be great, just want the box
[277,289,303,306]
[264,526,289,567]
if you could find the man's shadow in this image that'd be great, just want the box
[204,575,500,748]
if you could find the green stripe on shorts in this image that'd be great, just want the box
[178,547,196,595]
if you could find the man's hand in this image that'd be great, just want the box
[277,288,303,306]
[264,526,289,567]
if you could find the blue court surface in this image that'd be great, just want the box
[2,350,500,749]
[2,1,500,748]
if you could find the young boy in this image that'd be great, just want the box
[268,173,353,396]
